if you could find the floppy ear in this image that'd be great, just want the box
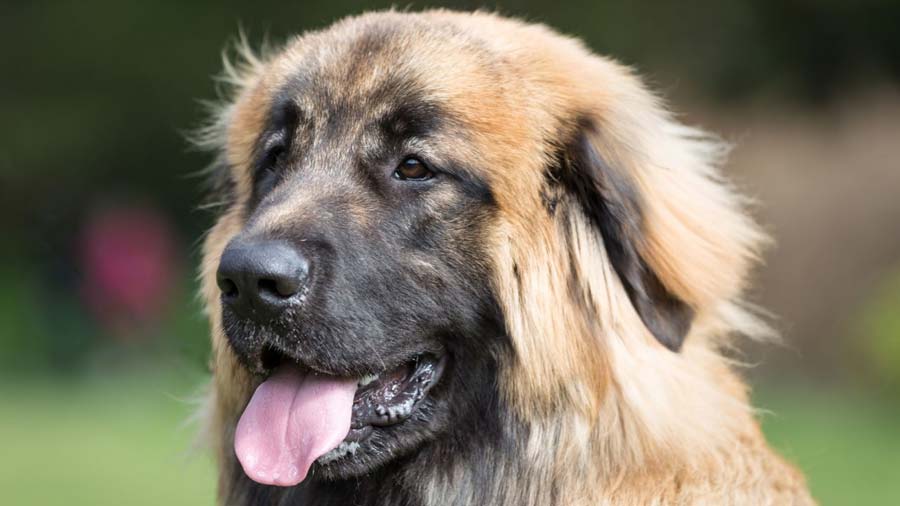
[555,120,694,351]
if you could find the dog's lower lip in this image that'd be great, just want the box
[344,425,374,442]
[349,354,444,430]
[312,355,444,467]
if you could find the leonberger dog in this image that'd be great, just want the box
[197,9,815,506]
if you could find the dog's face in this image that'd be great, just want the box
[207,18,516,485]
[201,12,754,490]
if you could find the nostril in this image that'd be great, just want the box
[258,277,301,299]
[257,278,282,298]
[220,278,239,298]
[216,267,241,299]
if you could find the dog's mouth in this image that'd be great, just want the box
[234,350,445,487]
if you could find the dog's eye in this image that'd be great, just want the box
[262,145,285,173]
[254,144,286,198]
[393,157,433,181]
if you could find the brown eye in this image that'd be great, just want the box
[393,157,433,181]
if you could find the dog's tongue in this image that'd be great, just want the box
[234,365,357,486]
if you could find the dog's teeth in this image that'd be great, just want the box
[358,373,379,387]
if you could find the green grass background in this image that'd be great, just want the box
[2,371,898,505]
[0,369,215,506]
[756,385,900,505]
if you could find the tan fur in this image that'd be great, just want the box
[199,9,814,505]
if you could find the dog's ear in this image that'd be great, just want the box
[555,121,694,351]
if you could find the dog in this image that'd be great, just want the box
[196,10,815,505]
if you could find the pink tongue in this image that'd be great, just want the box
[234,365,357,486]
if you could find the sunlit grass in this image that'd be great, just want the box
[2,368,898,505]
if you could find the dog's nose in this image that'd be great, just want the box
[216,239,310,320]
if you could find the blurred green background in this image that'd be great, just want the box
[2,1,899,504]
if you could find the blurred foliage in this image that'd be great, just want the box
[856,267,900,390]
[0,243,208,374]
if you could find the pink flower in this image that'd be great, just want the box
[79,204,178,340]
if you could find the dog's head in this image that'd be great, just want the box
[199,11,764,488]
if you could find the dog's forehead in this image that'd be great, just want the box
[268,21,500,134]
